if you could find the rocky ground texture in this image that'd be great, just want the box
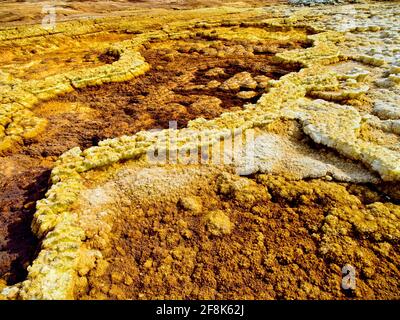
[0,0,399,299]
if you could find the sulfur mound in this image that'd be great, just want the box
[204,210,234,236]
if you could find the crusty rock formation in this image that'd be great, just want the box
[1,1,399,300]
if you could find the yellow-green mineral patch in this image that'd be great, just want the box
[1,1,399,300]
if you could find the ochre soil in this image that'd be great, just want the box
[76,168,399,300]
[0,1,287,27]
[0,37,300,284]
[0,33,129,81]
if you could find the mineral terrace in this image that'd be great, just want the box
[0,0,399,300]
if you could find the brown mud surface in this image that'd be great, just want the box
[0,37,301,284]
